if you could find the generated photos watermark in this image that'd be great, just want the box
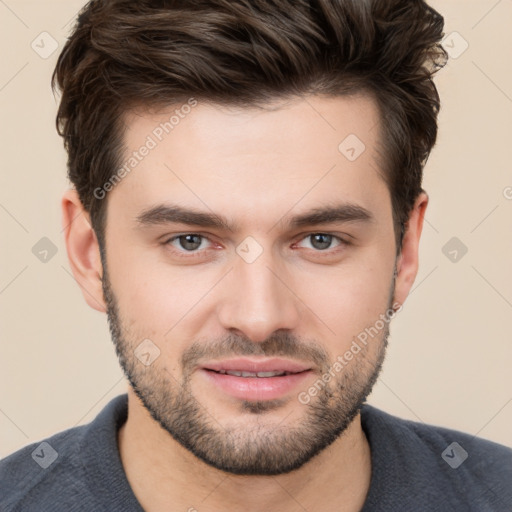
[94,97,198,200]
[298,301,403,405]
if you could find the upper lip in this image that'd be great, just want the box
[202,357,312,374]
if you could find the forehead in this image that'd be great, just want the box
[110,94,389,230]
[124,93,381,162]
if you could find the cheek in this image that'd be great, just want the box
[302,255,395,343]
[107,249,218,346]
[113,274,195,336]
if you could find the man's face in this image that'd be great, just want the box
[101,94,399,475]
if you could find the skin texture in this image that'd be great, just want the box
[62,93,427,512]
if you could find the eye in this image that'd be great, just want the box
[165,234,212,253]
[295,233,346,251]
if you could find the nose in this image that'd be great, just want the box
[216,250,302,343]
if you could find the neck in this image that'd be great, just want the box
[118,389,372,512]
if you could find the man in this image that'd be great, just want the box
[1,0,511,510]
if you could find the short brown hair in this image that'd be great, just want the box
[52,0,448,252]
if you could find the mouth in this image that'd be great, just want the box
[202,357,312,374]
[199,358,313,401]
[207,369,301,377]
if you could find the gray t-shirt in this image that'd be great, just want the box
[1,394,511,511]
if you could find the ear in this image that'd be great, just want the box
[61,189,106,312]
[393,192,429,307]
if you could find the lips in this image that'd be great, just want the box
[200,357,314,400]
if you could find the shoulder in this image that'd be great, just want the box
[0,394,134,512]
[0,423,95,511]
[361,403,512,465]
[360,404,512,511]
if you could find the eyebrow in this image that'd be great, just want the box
[135,202,374,232]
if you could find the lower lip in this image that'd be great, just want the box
[200,369,313,401]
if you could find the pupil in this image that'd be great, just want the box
[312,234,331,250]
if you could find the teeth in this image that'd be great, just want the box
[255,371,285,377]
[217,370,290,377]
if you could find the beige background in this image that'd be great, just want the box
[1,0,511,458]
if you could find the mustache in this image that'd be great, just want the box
[180,331,330,373]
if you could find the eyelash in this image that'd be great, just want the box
[163,233,351,259]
